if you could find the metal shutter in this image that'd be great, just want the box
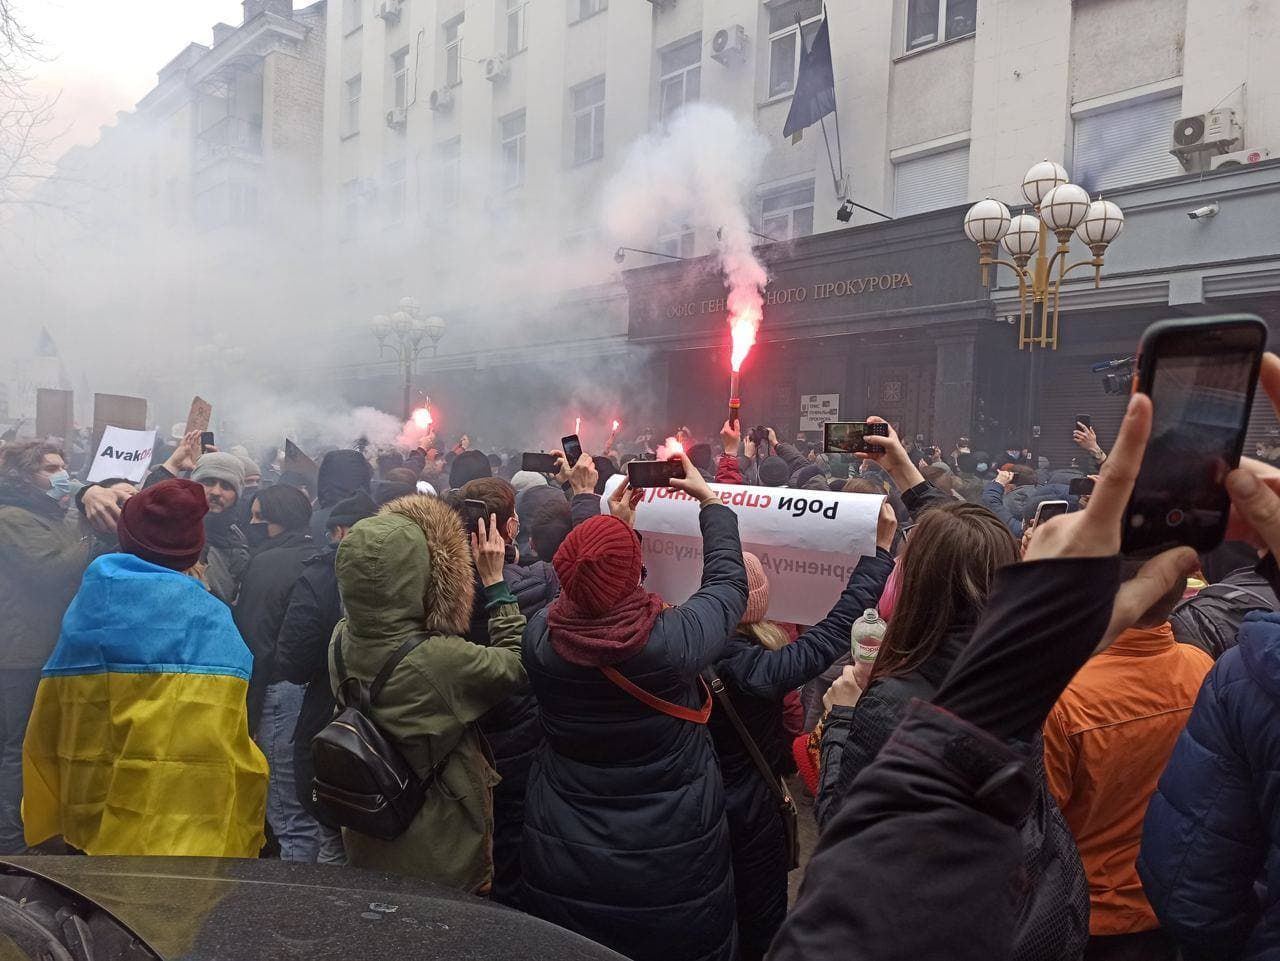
[1072,94,1184,192]
[893,145,969,217]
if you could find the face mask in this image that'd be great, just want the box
[46,470,72,500]
[246,522,270,547]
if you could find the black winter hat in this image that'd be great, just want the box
[327,489,378,529]
[450,449,493,489]
[759,456,790,488]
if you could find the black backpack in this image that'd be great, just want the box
[1170,581,1277,660]
[310,635,433,841]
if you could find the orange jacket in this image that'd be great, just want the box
[1043,623,1212,936]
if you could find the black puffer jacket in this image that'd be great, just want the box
[710,548,893,961]
[815,628,1090,961]
[234,530,317,728]
[520,504,747,961]
[467,555,559,908]
[275,545,343,819]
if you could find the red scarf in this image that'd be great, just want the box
[547,585,665,668]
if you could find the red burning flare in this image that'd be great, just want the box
[574,416,581,435]
[612,419,621,433]
[411,407,433,430]
[729,305,760,373]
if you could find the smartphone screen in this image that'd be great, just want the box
[463,498,488,534]
[823,421,889,455]
[627,459,686,489]
[522,452,559,473]
[561,434,583,465]
[1068,477,1096,496]
[1123,315,1267,554]
[1034,500,1069,525]
[200,431,215,451]
[1076,415,1092,430]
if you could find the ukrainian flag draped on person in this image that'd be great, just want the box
[22,552,268,856]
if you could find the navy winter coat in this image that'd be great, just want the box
[468,557,559,908]
[1139,610,1280,961]
[710,548,893,961]
[520,504,747,961]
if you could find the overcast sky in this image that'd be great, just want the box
[22,0,242,150]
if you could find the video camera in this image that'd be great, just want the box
[748,425,770,446]
[1092,356,1134,396]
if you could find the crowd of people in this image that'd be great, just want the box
[5,368,1280,961]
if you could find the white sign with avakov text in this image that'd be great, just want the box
[87,426,157,484]
[601,484,884,625]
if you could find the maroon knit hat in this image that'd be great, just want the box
[552,515,643,616]
[117,478,208,571]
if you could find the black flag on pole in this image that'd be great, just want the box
[782,9,836,140]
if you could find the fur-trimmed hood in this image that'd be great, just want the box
[336,494,474,639]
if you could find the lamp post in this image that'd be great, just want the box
[371,296,447,421]
[963,161,1126,462]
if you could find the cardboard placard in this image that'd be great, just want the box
[92,393,147,457]
[597,483,883,626]
[86,427,157,484]
[184,396,212,435]
[36,389,74,441]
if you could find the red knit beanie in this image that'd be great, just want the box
[552,515,643,616]
[117,478,208,571]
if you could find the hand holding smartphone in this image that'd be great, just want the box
[823,421,890,455]
[462,498,488,534]
[626,458,686,489]
[522,452,560,474]
[561,434,584,466]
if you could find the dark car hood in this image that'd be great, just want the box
[0,857,625,961]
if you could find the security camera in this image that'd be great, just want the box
[1187,202,1219,221]
[613,248,626,264]
[835,200,855,223]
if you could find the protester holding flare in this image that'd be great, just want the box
[520,453,747,961]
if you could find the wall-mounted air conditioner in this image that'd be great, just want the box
[429,88,454,112]
[385,106,407,130]
[711,25,749,66]
[377,0,402,25]
[484,55,510,83]
[1171,108,1243,168]
[1211,147,1271,170]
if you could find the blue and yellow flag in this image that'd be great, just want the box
[23,553,268,857]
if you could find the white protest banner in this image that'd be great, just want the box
[799,394,839,431]
[86,426,157,484]
[602,483,884,626]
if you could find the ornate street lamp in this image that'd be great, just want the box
[370,298,447,421]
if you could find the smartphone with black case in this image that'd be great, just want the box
[522,452,559,473]
[1076,415,1092,430]
[1069,477,1096,496]
[1122,314,1268,555]
[561,434,583,466]
[463,498,488,534]
[823,421,890,455]
[627,458,686,489]
[1033,499,1070,526]
[200,431,215,452]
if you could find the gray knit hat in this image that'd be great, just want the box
[510,470,549,494]
[235,455,262,481]
[191,452,245,498]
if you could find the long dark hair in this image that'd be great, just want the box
[872,502,1018,681]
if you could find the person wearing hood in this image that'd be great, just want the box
[22,479,268,857]
[520,455,747,961]
[331,494,528,891]
[234,483,317,859]
[515,484,569,563]
[449,449,493,490]
[276,489,378,865]
[309,449,373,542]
[0,441,91,853]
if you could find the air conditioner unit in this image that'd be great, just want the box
[377,0,402,24]
[1211,147,1271,170]
[385,106,407,130]
[1171,108,1242,159]
[711,25,749,66]
[484,55,509,83]
[429,88,454,112]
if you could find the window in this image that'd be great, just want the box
[760,180,815,240]
[439,137,462,206]
[905,0,976,53]
[1072,94,1183,192]
[343,0,362,34]
[767,0,822,99]
[658,35,701,125]
[506,0,528,55]
[341,178,360,237]
[344,74,361,136]
[572,0,607,23]
[500,110,527,189]
[385,158,406,222]
[892,145,969,216]
[391,48,409,110]
[444,16,464,87]
[571,77,606,164]
[658,223,696,258]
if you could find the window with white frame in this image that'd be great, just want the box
[572,0,607,24]
[344,74,361,136]
[391,48,409,110]
[658,35,701,125]
[767,0,822,99]
[341,178,360,237]
[657,223,696,258]
[444,16,464,87]
[904,0,976,53]
[1072,93,1184,192]
[343,0,362,34]
[506,0,528,55]
[500,110,527,189]
[892,144,969,216]
[439,137,462,207]
[760,180,815,239]
[385,158,406,222]
[571,76,606,164]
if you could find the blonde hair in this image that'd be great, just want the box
[738,620,790,652]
